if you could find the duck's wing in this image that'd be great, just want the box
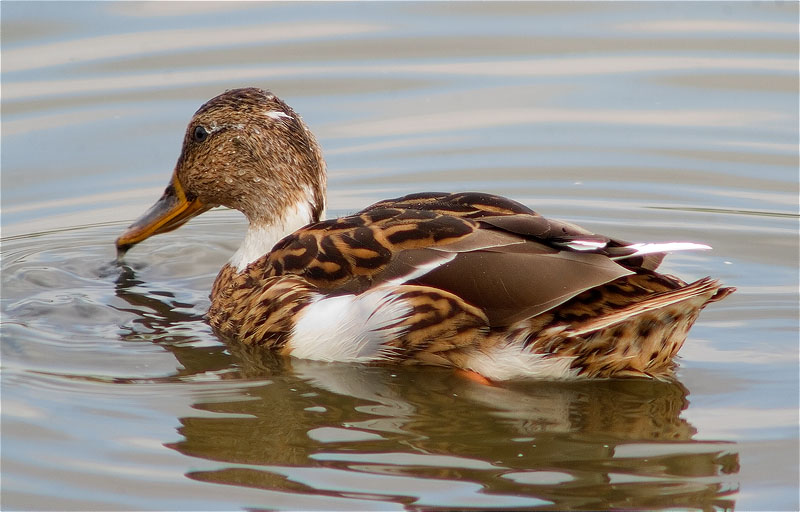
[363,192,683,271]
[266,192,692,326]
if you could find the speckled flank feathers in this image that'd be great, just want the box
[117,88,735,380]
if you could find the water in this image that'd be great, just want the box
[2,2,798,510]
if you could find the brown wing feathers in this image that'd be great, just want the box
[264,192,640,327]
[268,207,477,291]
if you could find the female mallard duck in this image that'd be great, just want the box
[116,87,733,380]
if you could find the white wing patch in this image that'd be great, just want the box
[289,287,412,363]
[384,251,458,287]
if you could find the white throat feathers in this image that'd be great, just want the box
[229,197,318,272]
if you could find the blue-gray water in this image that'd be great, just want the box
[2,2,798,510]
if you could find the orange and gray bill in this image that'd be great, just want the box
[115,175,210,258]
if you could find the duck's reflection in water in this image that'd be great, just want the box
[165,344,738,510]
[113,271,737,508]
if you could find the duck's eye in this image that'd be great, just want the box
[193,125,209,142]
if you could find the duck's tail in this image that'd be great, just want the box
[569,277,732,335]
[541,277,734,378]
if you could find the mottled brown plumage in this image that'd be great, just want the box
[117,88,734,380]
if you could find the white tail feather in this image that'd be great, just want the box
[612,242,711,260]
[563,240,607,251]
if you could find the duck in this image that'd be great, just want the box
[116,87,734,381]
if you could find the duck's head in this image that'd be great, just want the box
[116,88,326,262]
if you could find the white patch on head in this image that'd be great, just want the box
[613,242,711,260]
[266,110,293,121]
[289,287,412,363]
[229,197,314,271]
[465,344,579,380]
[200,121,222,136]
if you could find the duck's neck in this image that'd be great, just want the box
[229,197,324,272]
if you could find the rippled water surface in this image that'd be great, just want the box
[2,3,798,510]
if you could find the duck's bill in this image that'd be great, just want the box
[115,176,210,259]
